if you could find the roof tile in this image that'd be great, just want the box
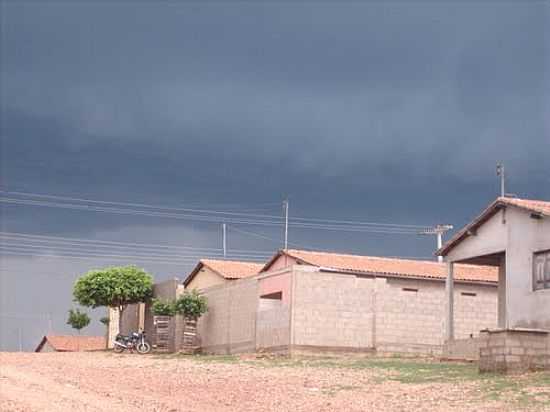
[279,249,497,283]
[200,259,263,280]
[37,335,105,352]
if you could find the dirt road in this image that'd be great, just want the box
[1,352,548,411]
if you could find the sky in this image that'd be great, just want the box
[1,1,549,351]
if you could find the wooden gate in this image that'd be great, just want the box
[153,315,174,352]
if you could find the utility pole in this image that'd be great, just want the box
[18,327,22,352]
[222,223,227,258]
[496,163,505,197]
[420,224,454,262]
[48,312,53,333]
[283,199,289,250]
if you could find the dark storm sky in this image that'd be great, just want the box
[0,2,548,350]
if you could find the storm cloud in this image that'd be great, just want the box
[0,2,548,350]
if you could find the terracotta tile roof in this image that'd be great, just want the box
[183,259,263,286]
[35,335,105,352]
[265,249,497,284]
[200,259,263,279]
[497,197,550,217]
[438,197,550,256]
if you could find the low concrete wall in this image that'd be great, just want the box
[479,329,550,373]
[443,336,486,360]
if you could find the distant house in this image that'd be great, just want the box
[35,335,105,352]
[184,259,263,290]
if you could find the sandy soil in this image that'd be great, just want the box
[0,352,545,412]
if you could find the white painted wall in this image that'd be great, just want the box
[505,207,550,330]
[447,206,550,331]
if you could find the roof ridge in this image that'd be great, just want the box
[201,258,263,265]
[286,249,444,265]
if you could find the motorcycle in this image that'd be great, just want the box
[113,330,151,354]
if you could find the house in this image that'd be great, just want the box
[183,259,263,290]
[438,197,550,372]
[35,335,105,352]
[196,249,499,356]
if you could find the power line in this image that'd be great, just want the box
[1,198,429,234]
[227,225,322,251]
[0,249,269,264]
[0,231,273,255]
[0,198,284,226]
[0,243,272,260]
[0,190,285,220]
[290,215,429,229]
[0,190,433,232]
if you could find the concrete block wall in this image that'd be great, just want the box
[196,277,258,354]
[256,303,290,351]
[375,278,497,354]
[479,329,550,373]
[454,284,498,339]
[443,336,486,360]
[376,278,444,354]
[292,271,375,350]
[289,268,498,356]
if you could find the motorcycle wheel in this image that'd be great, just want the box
[113,345,124,353]
[136,342,151,354]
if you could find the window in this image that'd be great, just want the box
[533,250,550,291]
[461,292,477,297]
[261,291,283,300]
[402,288,418,293]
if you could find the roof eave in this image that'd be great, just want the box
[437,199,505,257]
[182,261,206,287]
[318,266,496,286]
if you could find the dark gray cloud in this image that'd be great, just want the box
[1,1,549,350]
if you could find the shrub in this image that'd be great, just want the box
[151,298,176,316]
[174,290,208,320]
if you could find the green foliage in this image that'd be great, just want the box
[99,316,110,326]
[67,308,90,333]
[73,265,153,311]
[151,298,176,316]
[174,289,208,319]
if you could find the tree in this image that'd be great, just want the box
[73,265,153,332]
[174,290,208,320]
[67,308,90,334]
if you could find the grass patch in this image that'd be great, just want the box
[154,353,550,408]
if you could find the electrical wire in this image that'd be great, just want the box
[0,232,273,255]
[0,190,433,233]
[0,248,268,264]
[0,190,285,220]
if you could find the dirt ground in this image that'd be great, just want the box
[1,352,549,412]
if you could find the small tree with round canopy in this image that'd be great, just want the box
[67,308,91,335]
[73,265,153,333]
